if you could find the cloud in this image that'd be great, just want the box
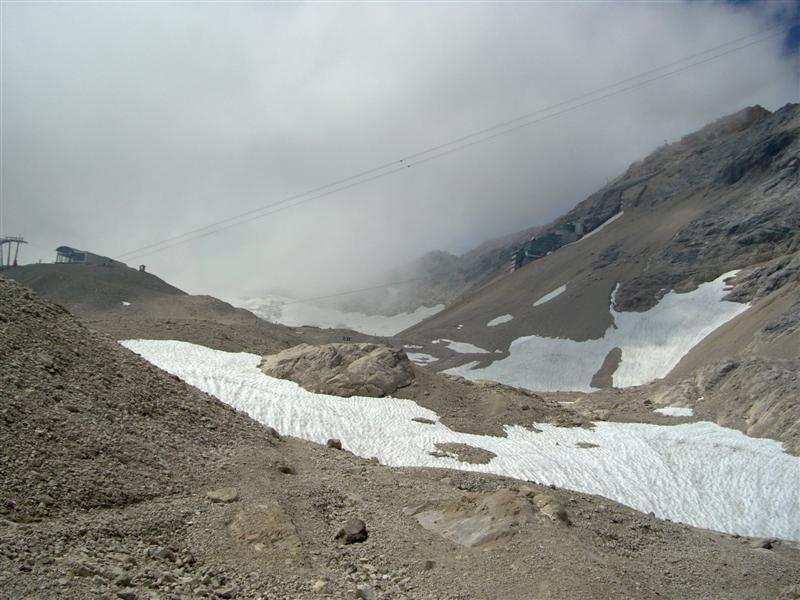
[2,2,796,297]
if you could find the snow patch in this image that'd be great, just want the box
[121,339,800,542]
[446,272,749,392]
[121,301,131,307]
[487,314,514,327]
[407,352,439,366]
[432,339,490,354]
[533,284,567,307]
[654,406,694,417]
[229,295,443,336]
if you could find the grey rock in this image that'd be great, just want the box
[206,487,239,503]
[335,519,368,544]
[260,343,414,398]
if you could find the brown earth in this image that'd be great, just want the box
[3,275,800,600]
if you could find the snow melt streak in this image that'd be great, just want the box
[487,314,514,327]
[533,284,566,307]
[447,272,749,392]
[122,339,800,542]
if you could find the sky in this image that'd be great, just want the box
[2,1,798,299]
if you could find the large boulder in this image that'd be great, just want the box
[259,343,415,397]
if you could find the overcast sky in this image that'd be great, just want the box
[2,1,798,298]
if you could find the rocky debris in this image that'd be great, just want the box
[411,417,435,424]
[396,368,588,437]
[3,273,800,599]
[429,443,497,465]
[206,487,239,503]
[0,276,270,522]
[260,343,415,397]
[576,441,600,449]
[335,519,369,544]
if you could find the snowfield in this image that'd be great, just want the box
[432,339,490,354]
[406,352,439,365]
[655,406,694,417]
[121,339,799,541]
[446,272,749,392]
[533,284,567,307]
[230,295,443,336]
[487,314,514,327]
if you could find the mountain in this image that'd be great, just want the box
[3,253,380,354]
[396,103,799,451]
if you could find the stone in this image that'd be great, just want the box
[230,500,302,556]
[312,579,331,594]
[116,590,137,600]
[335,519,368,544]
[260,343,414,398]
[356,584,377,600]
[326,439,343,450]
[206,487,239,503]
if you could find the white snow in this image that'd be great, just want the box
[404,344,423,350]
[121,301,131,307]
[533,284,567,307]
[432,339,490,354]
[407,352,439,365]
[487,314,514,327]
[229,294,443,337]
[654,406,694,417]
[121,339,800,541]
[446,272,749,392]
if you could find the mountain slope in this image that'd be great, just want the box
[3,275,800,599]
[400,104,799,375]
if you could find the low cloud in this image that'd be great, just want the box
[2,2,796,298]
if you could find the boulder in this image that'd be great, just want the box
[260,343,414,397]
[335,518,368,544]
[206,487,239,503]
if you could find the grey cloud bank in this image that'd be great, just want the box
[2,2,796,299]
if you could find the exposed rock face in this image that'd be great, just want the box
[260,343,414,397]
[411,488,567,548]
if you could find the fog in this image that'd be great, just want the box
[2,2,797,299]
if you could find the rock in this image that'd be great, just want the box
[312,579,331,594]
[749,537,778,550]
[356,584,377,600]
[216,585,238,598]
[534,495,570,523]
[70,562,95,577]
[116,590,137,600]
[260,343,414,397]
[335,519,369,544]
[419,559,435,571]
[429,443,496,465]
[411,417,435,425]
[415,489,536,547]
[146,546,175,561]
[230,500,302,556]
[326,438,343,450]
[206,487,239,503]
